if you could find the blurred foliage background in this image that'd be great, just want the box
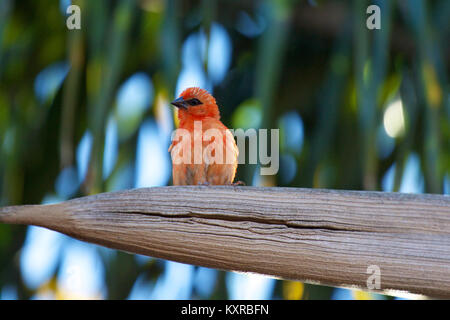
[0,0,449,300]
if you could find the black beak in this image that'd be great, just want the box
[170,97,188,109]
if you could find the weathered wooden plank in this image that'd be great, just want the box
[1,186,449,298]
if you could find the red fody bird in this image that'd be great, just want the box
[169,87,239,185]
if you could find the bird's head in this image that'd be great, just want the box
[171,87,220,121]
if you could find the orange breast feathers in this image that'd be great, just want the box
[169,87,238,185]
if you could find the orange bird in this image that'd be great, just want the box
[169,87,239,185]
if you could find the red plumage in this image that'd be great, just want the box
[169,87,238,185]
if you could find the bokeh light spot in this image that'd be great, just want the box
[20,226,64,290]
[279,111,304,154]
[383,98,405,138]
[135,120,170,187]
[34,62,70,104]
[103,116,118,179]
[232,99,262,130]
[227,272,275,300]
[116,72,154,139]
[76,131,93,182]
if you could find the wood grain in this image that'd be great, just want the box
[1,186,449,298]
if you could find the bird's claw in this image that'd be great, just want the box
[231,181,246,186]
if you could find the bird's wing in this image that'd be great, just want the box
[203,127,239,185]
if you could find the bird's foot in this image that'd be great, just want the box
[231,181,246,186]
[198,181,211,186]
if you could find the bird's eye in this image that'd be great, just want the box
[187,98,202,106]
